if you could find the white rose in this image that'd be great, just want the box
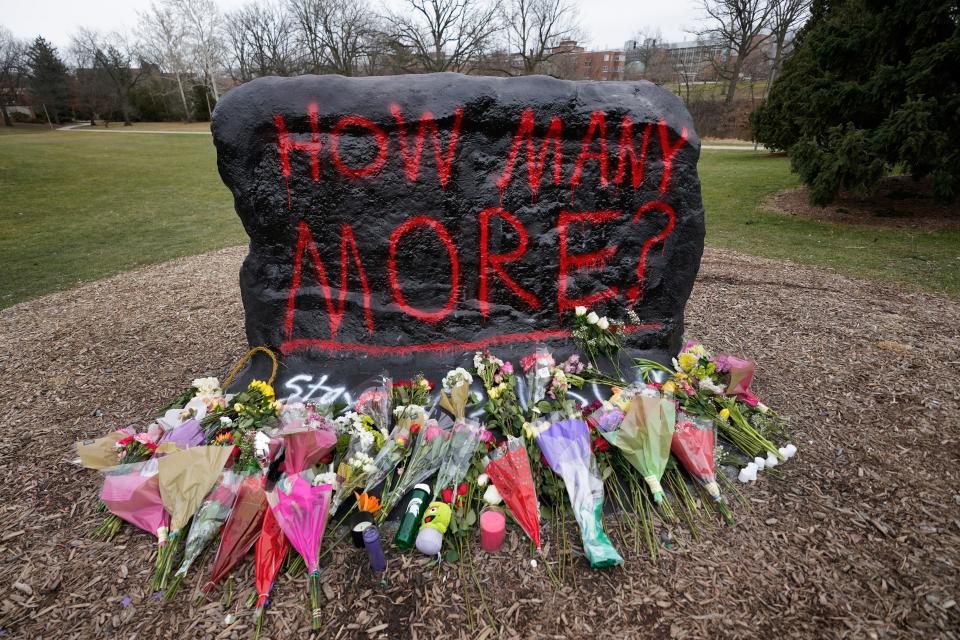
[586,311,599,325]
[597,317,610,331]
[476,473,489,487]
[483,484,502,506]
[574,306,587,316]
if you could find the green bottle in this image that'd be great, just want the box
[394,483,431,548]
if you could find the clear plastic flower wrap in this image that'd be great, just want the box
[377,418,452,520]
[434,419,482,499]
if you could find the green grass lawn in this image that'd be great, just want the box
[1,128,957,308]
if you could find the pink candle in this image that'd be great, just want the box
[479,511,506,552]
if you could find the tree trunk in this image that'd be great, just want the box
[175,72,192,123]
[1,104,11,127]
[724,56,744,104]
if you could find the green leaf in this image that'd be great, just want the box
[464,509,477,527]
[444,549,460,563]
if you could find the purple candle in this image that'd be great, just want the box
[362,525,387,573]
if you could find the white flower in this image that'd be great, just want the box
[753,456,766,470]
[476,473,489,487]
[597,317,610,331]
[314,471,338,487]
[335,411,362,435]
[574,306,587,316]
[483,484,502,506]
[783,443,798,459]
[765,452,779,468]
[697,377,726,395]
[220,416,233,425]
[586,311,599,325]
[442,367,473,394]
[757,402,770,414]
[192,377,221,395]
[473,352,484,370]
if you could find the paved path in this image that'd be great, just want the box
[58,123,210,135]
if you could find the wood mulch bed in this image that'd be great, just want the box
[766,176,960,231]
[1,246,958,639]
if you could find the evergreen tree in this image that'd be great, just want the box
[27,36,69,124]
[751,0,959,204]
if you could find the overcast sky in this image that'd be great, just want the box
[3,0,703,53]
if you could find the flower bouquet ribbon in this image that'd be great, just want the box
[99,458,170,553]
[252,505,287,639]
[536,415,623,568]
[266,473,332,631]
[602,388,675,503]
[484,436,541,551]
[164,470,244,600]
[204,473,268,593]
[154,445,234,589]
[671,414,733,523]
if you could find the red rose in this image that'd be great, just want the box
[441,487,454,503]
[592,436,610,453]
[410,423,422,435]
[117,435,135,446]
[144,442,158,452]
[320,450,334,465]
[457,483,468,496]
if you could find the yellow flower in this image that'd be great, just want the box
[662,380,677,395]
[677,353,698,372]
[719,408,730,421]
[233,402,245,413]
[248,379,276,400]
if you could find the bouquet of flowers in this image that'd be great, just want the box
[266,472,333,631]
[570,306,624,374]
[77,431,130,470]
[164,470,244,599]
[520,350,555,416]
[439,367,473,422]
[377,419,450,521]
[99,458,169,555]
[473,350,524,437]
[672,414,733,523]
[252,505,287,639]
[201,379,280,442]
[114,424,164,464]
[601,386,675,503]
[484,436,541,551]
[362,404,425,494]
[391,375,432,408]
[434,420,482,500]
[355,379,392,436]
[158,417,205,450]
[204,473,268,593]
[535,412,623,569]
[276,403,338,474]
[154,445,234,589]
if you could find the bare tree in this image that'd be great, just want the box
[225,2,299,81]
[139,1,193,120]
[0,27,28,127]
[766,0,810,86]
[288,0,380,76]
[71,29,146,126]
[384,0,501,73]
[170,0,224,105]
[501,0,581,75]
[699,0,775,103]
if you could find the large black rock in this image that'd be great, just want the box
[211,73,704,402]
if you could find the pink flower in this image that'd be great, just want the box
[501,361,514,375]
[424,425,443,441]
